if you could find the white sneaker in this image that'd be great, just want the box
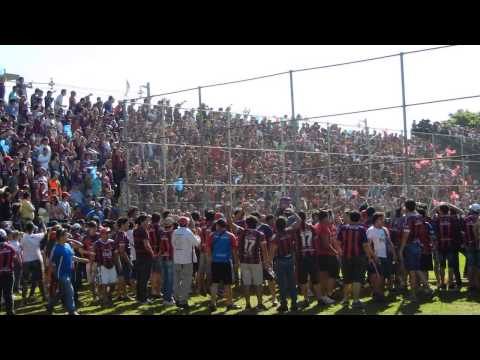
[164,300,176,306]
[321,296,335,305]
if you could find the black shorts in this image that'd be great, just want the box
[318,255,340,279]
[117,259,133,281]
[22,260,43,282]
[367,257,393,279]
[298,255,319,285]
[420,253,433,272]
[341,256,366,284]
[211,262,234,285]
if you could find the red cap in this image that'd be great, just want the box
[178,216,190,226]
[99,227,111,235]
[4,156,13,162]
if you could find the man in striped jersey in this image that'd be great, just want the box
[337,211,373,309]
[0,231,17,315]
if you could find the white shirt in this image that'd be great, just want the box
[127,229,136,261]
[54,94,65,111]
[8,240,22,254]
[21,233,45,263]
[366,226,388,259]
[171,227,200,265]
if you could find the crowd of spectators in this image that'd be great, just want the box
[127,100,479,217]
[0,75,127,229]
[1,73,478,223]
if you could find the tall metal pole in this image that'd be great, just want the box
[289,70,299,207]
[365,118,373,203]
[123,100,130,212]
[461,135,466,179]
[198,87,207,211]
[400,53,410,198]
[146,82,151,105]
[281,118,286,195]
[226,110,234,207]
[327,122,333,208]
[160,102,168,209]
[365,119,372,184]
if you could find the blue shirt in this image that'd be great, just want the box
[211,230,235,263]
[51,243,74,279]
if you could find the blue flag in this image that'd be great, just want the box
[63,124,72,139]
[0,139,10,154]
[175,177,184,192]
[89,166,97,179]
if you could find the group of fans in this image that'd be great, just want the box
[1,75,480,315]
[126,99,479,218]
[1,196,480,315]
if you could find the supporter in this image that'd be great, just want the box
[0,230,16,315]
[171,216,200,309]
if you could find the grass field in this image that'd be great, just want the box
[5,254,480,315]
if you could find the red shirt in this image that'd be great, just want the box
[0,242,16,273]
[237,227,266,264]
[149,223,162,256]
[200,221,213,253]
[94,239,115,268]
[133,227,152,258]
[159,230,174,261]
[314,223,336,256]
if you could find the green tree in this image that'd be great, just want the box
[447,109,480,128]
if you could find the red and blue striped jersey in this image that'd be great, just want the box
[463,214,478,248]
[296,223,317,257]
[432,215,460,252]
[0,243,16,273]
[272,229,297,258]
[237,227,266,264]
[337,224,367,259]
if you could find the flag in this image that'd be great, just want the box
[175,177,184,193]
[451,165,461,177]
[445,147,456,157]
[450,191,459,201]
[124,80,130,97]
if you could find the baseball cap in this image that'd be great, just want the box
[470,203,480,213]
[214,213,225,221]
[215,218,227,227]
[178,216,190,226]
[4,156,13,162]
[0,229,7,238]
[99,227,111,234]
[72,223,82,231]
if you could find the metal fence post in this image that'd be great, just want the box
[289,70,299,207]
[160,102,168,209]
[123,100,130,212]
[198,87,207,211]
[327,122,333,208]
[399,52,410,198]
[461,135,466,179]
[227,110,234,207]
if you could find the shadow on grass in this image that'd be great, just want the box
[394,299,421,315]
[436,290,465,303]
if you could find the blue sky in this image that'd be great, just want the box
[2,45,480,133]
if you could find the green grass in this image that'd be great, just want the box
[6,254,480,315]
